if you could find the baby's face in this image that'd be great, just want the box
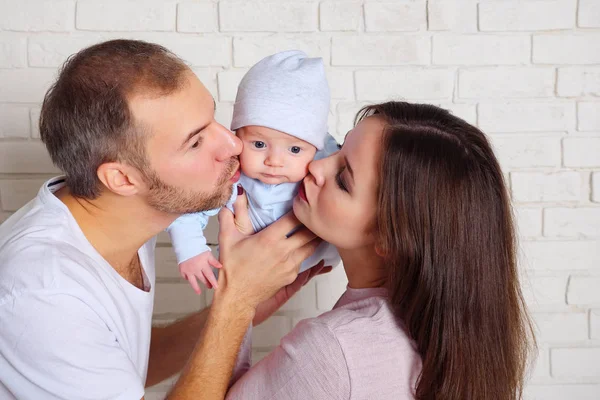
[236,125,317,185]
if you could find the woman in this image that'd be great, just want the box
[226,101,535,399]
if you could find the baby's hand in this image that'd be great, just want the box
[179,251,222,294]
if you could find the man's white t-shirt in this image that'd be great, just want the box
[0,177,155,399]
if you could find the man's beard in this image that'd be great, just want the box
[145,158,238,214]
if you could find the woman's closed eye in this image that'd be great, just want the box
[336,167,348,192]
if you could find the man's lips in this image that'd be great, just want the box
[230,168,241,183]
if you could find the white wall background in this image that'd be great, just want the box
[0,0,599,398]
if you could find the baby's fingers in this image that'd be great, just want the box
[204,269,218,290]
[186,274,203,295]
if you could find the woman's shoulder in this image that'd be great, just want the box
[287,294,421,399]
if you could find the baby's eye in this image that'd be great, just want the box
[253,141,266,149]
[290,146,301,154]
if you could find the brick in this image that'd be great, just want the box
[511,172,581,203]
[177,2,217,33]
[568,277,600,305]
[76,1,176,31]
[591,309,600,339]
[593,173,600,203]
[191,68,219,100]
[217,70,248,102]
[428,0,477,32]
[564,138,600,168]
[458,67,554,99]
[319,0,361,31]
[315,266,348,310]
[252,316,292,347]
[0,142,59,174]
[479,0,576,31]
[520,240,600,271]
[551,347,600,377]
[433,35,530,65]
[0,33,27,68]
[0,0,74,32]
[204,216,219,245]
[153,283,206,315]
[155,247,180,279]
[279,280,317,312]
[219,1,317,32]
[28,34,106,68]
[490,136,561,168]
[0,105,30,138]
[145,391,168,400]
[0,212,12,223]
[336,102,370,138]
[557,67,600,97]
[156,231,172,245]
[579,0,600,27]
[534,34,600,64]
[533,312,587,342]
[215,103,234,132]
[136,33,231,67]
[326,69,354,100]
[0,180,46,212]
[30,108,41,139]
[533,310,588,343]
[438,103,477,126]
[525,384,600,400]
[545,208,600,237]
[514,207,542,238]
[233,35,329,67]
[479,103,574,133]
[530,347,550,378]
[356,69,453,101]
[364,2,426,32]
[0,69,57,103]
[578,102,600,132]
[521,276,567,307]
[333,36,430,66]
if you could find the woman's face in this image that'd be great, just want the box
[293,115,385,250]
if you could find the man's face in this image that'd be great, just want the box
[128,70,242,215]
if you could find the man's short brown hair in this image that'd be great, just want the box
[40,39,189,198]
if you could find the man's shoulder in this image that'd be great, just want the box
[0,205,100,303]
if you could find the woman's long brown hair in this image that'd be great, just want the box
[356,102,535,400]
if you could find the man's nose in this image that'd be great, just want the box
[214,126,242,161]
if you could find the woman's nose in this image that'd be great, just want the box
[307,158,325,187]
[214,125,242,161]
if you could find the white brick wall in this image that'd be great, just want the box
[0,0,598,397]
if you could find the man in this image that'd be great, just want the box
[0,39,324,399]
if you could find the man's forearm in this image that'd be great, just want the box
[166,294,255,400]
[145,307,210,388]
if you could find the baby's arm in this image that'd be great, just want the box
[167,211,221,294]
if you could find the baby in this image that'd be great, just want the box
[167,50,340,294]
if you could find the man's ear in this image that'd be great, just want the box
[97,162,144,197]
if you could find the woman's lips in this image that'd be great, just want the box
[297,181,308,203]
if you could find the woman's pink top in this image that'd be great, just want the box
[227,286,422,399]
